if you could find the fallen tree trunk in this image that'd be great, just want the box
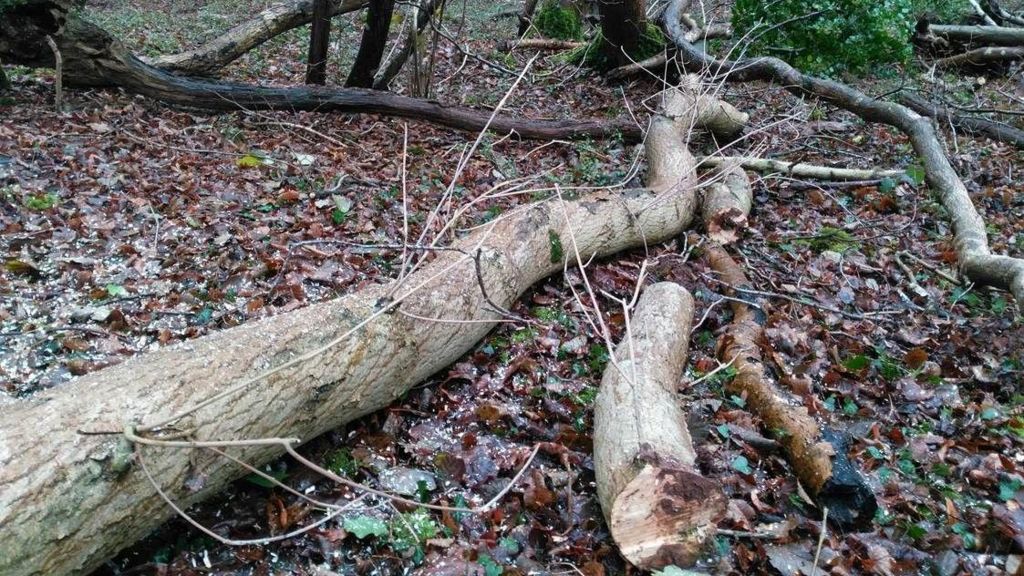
[928,24,1024,47]
[704,243,877,527]
[0,75,699,576]
[0,9,642,142]
[148,0,364,76]
[663,0,1024,309]
[594,282,726,569]
[900,92,1024,149]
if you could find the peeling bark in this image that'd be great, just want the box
[663,0,1024,309]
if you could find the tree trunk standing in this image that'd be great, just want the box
[599,0,647,66]
[345,0,396,87]
[305,0,333,84]
[517,0,540,36]
[372,0,439,88]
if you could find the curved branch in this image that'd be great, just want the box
[662,0,1024,308]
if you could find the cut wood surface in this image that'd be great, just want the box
[594,283,726,569]
[0,68,700,576]
[148,0,364,76]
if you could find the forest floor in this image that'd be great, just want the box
[2,0,1024,574]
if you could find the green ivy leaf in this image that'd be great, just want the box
[343,515,388,539]
[731,455,753,475]
[905,165,926,186]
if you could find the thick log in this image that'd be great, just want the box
[928,24,1024,47]
[0,78,698,576]
[149,0,364,76]
[594,283,726,569]
[662,0,1024,309]
[305,0,333,84]
[704,244,877,527]
[345,0,396,87]
[900,92,1024,149]
[0,12,642,142]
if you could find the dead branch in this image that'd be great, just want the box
[662,0,1024,309]
[501,38,585,51]
[899,91,1024,148]
[933,45,1024,68]
[696,156,906,181]
[148,0,365,76]
[927,24,1024,47]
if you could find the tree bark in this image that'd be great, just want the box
[0,12,641,142]
[0,80,699,576]
[704,244,877,527]
[149,0,364,76]
[928,24,1024,47]
[594,284,726,569]
[599,0,647,66]
[345,0,396,87]
[501,38,584,51]
[517,0,541,36]
[372,0,438,89]
[662,0,1024,310]
[934,45,1024,68]
[900,92,1024,149]
[700,163,751,244]
[305,0,333,84]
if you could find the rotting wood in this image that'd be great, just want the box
[662,0,1024,309]
[594,282,726,569]
[700,163,751,244]
[704,243,878,527]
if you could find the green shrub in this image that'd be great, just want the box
[732,0,969,75]
[534,1,583,41]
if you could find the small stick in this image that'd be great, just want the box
[45,35,62,112]
[811,506,829,576]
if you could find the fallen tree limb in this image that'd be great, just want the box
[147,0,365,76]
[500,38,585,51]
[704,243,878,527]
[928,24,1024,47]
[0,58,700,576]
[594,283,726,569]
[899,92,1024,149]
[664,75,748,141]
[664,0,1024,309]
[695,156,906,181]
[933,45,1024,68]
[0,10,642,143]
[980,0,1024,27]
